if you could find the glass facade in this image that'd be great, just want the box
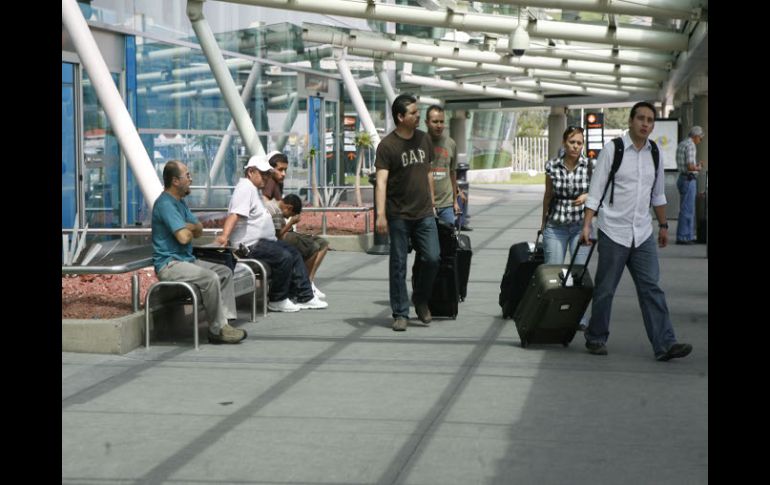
[62,63,77,229]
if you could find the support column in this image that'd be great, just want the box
[334,48,381,149]
[187,0,264,158]
[209,61,262,187]
[62,0,163,210]
[548,106,568,159]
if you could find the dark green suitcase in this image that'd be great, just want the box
[513,243,596,348]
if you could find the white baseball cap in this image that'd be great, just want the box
[245,154,273,172]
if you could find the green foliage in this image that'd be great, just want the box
[603,108,630,129]
[470,151,512,169]
[516,109,548,137]
[354,131,373,148]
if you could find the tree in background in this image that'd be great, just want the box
[353,131,373,207]
[516,108,548,137]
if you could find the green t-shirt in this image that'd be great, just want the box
[430,134,457,208]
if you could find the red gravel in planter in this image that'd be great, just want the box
[62,269,157,319]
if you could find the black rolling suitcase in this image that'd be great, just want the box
[456,232,472,301]
[513,242,596,348]
[413,218,460,319]
[499,231,545,319]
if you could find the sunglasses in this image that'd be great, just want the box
[567,125,584,133]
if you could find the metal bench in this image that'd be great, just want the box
[144,262,258,350]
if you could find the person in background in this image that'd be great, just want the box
[424,105,460,226]
[262,150,289,202]
[264,193,329,299]
[675,126,705,245]
[216,155,327,312]
[541,125,592,329]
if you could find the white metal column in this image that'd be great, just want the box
[334,49,380,148]
[209,61,263,186]
[62,0,163,210]
[187,0,265,158]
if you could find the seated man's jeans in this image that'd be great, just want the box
[247,239,314,303]
[387,216,440,319]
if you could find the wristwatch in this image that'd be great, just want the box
[658,223,669,229]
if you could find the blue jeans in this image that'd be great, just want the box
[247,239,314,303]
[388,216,440,319]
[436,206,456,226]
[543,221,589,266]
[676,174,697,242]
[585,230,678,357]
[543,221,590,325]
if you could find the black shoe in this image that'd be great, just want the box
[585,341,608,355]
[460,225,473,232]
[656,343,692,361]
[675,240,694,245]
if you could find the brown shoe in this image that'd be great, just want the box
[415,302,432,324]
[392,317,408,331]
[208,323,247,344]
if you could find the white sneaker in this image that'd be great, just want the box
[295,295,328,310]
[267,298,301,313]
[311,282,326,299]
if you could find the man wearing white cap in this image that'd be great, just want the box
[215,155,327,312]
[675,126,705,245]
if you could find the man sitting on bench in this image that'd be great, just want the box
[215,155,328,312]
[151,160,247,345]
[264,193,329,300]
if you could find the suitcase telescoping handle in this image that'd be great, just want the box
[560,237,597,287]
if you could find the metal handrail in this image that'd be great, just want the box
[61,206,375,237]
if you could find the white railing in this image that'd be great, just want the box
[510,137,550,173]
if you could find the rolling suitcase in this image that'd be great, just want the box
[412,218,459,319]
[456,232,472,301]
[513,241,596,348]
[499,231,545,319]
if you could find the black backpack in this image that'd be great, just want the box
[598,137,660,211]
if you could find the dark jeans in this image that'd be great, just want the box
[585,230,677,357]
[247,239,314,303]
[388,216,440,319]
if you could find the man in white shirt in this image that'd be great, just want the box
[580,101,692,362]
[215,155,327,312]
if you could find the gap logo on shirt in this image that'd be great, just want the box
[401,148,427,167]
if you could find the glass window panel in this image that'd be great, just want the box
[62,63,77,229]
[82,70,121,228]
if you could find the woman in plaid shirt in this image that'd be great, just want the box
[540,126,593,326]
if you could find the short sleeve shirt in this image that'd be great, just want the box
[544,155,592,224]
[151,191,198,273]
[374,129,435,220]
[431,135,457,208]
[262,177,283,201]
[264,199,286,233]
[228,178,277,247]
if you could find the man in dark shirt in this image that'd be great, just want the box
[262,151,289,202]
[375,94,440,331]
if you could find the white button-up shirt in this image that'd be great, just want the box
[585,133,667,248]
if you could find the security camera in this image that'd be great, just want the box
[510,26,529,57]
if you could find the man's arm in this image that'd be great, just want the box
[277,215,300,239]
[653,205,668,248]
[450,171,460,214]
[580,208,596,245]
[375,168,389,234]
[214,213,240,246]
[428,167,436,213]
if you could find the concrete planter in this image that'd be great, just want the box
[62,311,144,355]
